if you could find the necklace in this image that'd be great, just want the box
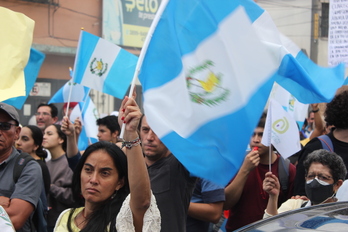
[75,209,88,228]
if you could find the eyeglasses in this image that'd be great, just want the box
[35,112,51,117]
[0,122,17,131]
[306,173,332,182]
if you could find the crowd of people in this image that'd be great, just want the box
[1,88,348,232]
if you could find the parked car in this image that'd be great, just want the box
[235,201,348,231]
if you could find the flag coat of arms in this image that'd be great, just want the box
[73,31,138,99]
[139,0,280,185]
[262,99,301,159]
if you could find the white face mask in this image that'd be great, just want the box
[306,177,331,186]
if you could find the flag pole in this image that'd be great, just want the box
[65,67,74,118]
[268,106,272,172]
[67,28,84,118]
[119,0,169,139]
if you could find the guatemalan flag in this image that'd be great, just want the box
[249,3,345,103]
[70,96,99,151]
[48,79,89,104]
[139,0,280,186]
[139,0,344,186]
[73,31,138,99]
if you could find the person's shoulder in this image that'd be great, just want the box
[55,208,81,231]
[304,136,322,148]
[200,178,224,191]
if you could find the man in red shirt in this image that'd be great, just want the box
[224,115,296,231]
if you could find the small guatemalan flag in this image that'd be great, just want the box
[73,31,138,99]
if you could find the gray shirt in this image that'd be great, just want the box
[0,147,42,232]
[46,154,74,227]
[148,153,197,232]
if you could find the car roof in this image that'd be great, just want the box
[235,201,348,231]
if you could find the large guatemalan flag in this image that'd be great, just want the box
[138,0,345,186]
[73,31,138,99]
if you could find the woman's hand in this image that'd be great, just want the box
[61,116,75,137]
[73,117,82,139]
[118,93,141,141]
[263,172,280,197]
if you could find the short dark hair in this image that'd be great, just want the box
[257,112,267,128]
[96,115,120,134]
[325,90,348,129]
[37,103,58,118]
[303,149,347,182]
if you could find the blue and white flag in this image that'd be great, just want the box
[248,3,345,103]
[139,0,279,185]
[4,48,45,109]
[70,96,99,151]
[73,31,138,99]
[48,78,89,104]
[262,99,301,159]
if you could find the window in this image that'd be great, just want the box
[321,2,329,38]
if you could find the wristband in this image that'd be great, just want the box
[312,109,319,113]
[122,137,141,149]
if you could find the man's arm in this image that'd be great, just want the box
[223,150,260,210]
[7,159,42,230]
[188,201,224,224]
[3,198,34,230]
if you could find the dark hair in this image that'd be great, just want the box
[24,125,47,159]
[303,149,347,183]
[37,103,58,118]
[257,112,267,128]
[49,124,67,152]
[325,90,348,129]
[67,141,129,232]
[96,115,120,134]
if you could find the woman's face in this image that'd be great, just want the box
[16,127,37,154]
[42,125,63,150]
[306,162,343,192]
[306,162,334,185]
[80,150,124,206]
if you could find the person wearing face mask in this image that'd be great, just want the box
[262,149,346,218]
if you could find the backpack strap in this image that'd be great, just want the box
[13,152,34,183]
[278,155,290,193]
[317,135,334,152]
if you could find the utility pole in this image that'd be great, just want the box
[310,0,320,63]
